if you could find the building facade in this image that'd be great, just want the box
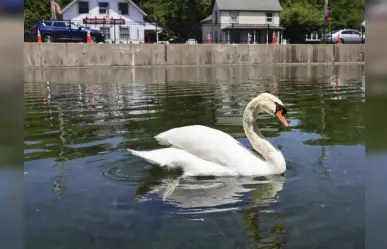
[201,0,284,44]
[62,0,161,43]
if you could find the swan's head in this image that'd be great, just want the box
[254,92,289,127]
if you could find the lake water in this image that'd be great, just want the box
[24,65,365,249]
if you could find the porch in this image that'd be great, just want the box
[217,24,285,44]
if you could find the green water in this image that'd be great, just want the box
[24,65,365,249]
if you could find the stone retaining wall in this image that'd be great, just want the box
[24,43,364,67]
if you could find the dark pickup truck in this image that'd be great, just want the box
[36,20,105,43]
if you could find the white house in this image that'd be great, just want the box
[61,0,161,43]
[200,0,284,44]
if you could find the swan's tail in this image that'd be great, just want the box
[127,148,238,177]
[126,148,175,167]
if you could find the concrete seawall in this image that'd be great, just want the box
[24,43,364,68]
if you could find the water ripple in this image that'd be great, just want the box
[24,66,365,249]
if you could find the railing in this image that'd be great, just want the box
[195,23,284,44]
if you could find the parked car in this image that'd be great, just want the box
[153,41,170,44]
[36,20,105,43]
[185,39,198,44]
[320,29,365,44]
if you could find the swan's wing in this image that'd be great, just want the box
[154,125,262,170]
[127,147,238,177]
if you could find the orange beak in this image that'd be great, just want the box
[276,110,288,127]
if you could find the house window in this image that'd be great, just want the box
[230,11,239,23]
[100,27,110,40]
[78,1,89,14]
[118,2,129,15]
[265,12,273,23]
[214,11,218,23]
[120,27,130,41]
[99,2,109,14]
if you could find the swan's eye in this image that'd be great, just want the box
[275,103,287,115]
[282,106,287,115]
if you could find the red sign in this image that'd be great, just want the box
[82,17,125,25]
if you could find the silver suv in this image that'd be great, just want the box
[321,29,365,44]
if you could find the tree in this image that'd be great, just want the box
[137,0,211,41]
[24,0,72,20]
[279,0,365,43]
[327,0,365,27]
[280,1,323,42]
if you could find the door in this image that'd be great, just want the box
[69,22,86,42]
[340,30,352,43]
[350,30,362,43]
[52,21,70,42]
[230,30,240,44]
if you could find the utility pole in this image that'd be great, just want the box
[322,0,329,41]
[51,0,57,20]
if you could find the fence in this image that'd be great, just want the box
[24,19,163,44]
[25,19,365,44]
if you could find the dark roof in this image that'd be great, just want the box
[216,0,283,11]
[200,15,212,23]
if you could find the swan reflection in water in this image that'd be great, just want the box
[131,168,288,248]
[134,168,286,214]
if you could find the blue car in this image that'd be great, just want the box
[36,20,105,43]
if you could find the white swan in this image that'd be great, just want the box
[127,92,289,177]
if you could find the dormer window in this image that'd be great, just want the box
[99,2,109,14]
[265,12,273,23]
[118,2,129,15]
[78,1,89,14]
[230,11,239,23]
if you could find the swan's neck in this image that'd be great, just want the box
[242,99,286,174]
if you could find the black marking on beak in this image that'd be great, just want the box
[275,102,287,115]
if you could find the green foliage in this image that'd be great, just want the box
[280,1,323,42]
[280,0,365,42]
[24,0,73,20]
[137,0,211,41]
[24,0,50,20]
[327,0,365,27]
